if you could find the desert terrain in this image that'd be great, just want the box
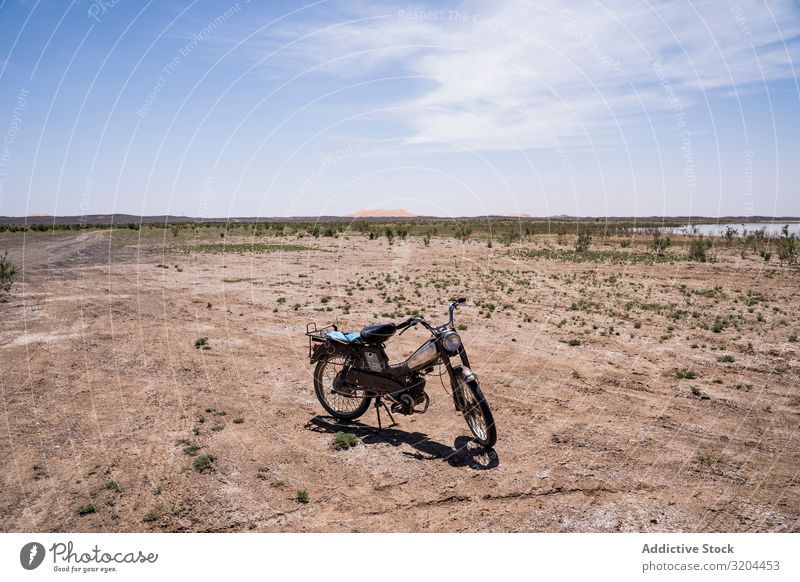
[1,224,798,532]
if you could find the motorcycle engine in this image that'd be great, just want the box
[392,373,428,415]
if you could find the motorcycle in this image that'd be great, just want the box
[305,298,496,448]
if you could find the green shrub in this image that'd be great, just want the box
[650,229,671,256]
[76,503,96,515]
[0,251,17,295]
[143,511,160,523]
[296,489,310,504]
[574,230,591,252]
[717,355,735,363]
[776,225,797,265]
[193,453,215,472]
[676,368,697,379]
[688,236,712,262]
[332,432,358,450]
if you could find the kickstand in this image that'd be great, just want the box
[374,397,396,430]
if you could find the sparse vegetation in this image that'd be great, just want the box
[76,503,96,515]
[574,230,592,252]
[143,511,160,523]
[193,453,215,472]
[676,368,697,379]
[0,251,17,296]
[650,229,671,256]
[332,432,358,450]
[194,337,210,350]
[296,489,310,504]
[688,236,713,262]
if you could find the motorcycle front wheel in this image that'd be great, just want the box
[313,354,371,421]
[454,369,497,448]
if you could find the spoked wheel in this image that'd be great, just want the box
[313,354,371,420]
[455,370,497,448]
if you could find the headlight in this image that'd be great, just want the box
[442,331,462,353]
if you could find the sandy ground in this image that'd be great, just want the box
[1,228,799,532]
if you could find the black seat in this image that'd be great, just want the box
[360,323,397,344]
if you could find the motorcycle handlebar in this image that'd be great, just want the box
[396,317,418,330]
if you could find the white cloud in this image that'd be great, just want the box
[265,0,800,150]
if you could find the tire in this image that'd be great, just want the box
[454,368,497,448]
[313,354,371,421]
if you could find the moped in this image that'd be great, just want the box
[305,298,496,448]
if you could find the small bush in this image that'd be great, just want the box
[676,368,697,379]
[105,480,121,493]
[332,432,358,450]
[76,503,96,515]
[650,230,671,256]
[574,230,592,252]
[233,417,244,424]
[690,386,702,397]
[696,451,715,465]
[567,338,581,346]
[717,355,735,363]
[688,236,712,262]
[0,251,17,295]
[296,489,310,504]
[143,511,160,523]
[193,453,215,472]
[194,337,210,350]
[182,442,200,455]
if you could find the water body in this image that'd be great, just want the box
[637,222,800,237]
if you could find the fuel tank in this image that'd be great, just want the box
[404,339,439,371]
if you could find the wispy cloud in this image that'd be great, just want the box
[260,0,800,150]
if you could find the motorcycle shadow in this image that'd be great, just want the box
[305,415,499,470]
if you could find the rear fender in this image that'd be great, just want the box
[310,340,347,363]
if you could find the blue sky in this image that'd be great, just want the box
[0,0,798,218]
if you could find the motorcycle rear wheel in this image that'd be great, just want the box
[455,370,497,448]
[314,354,372,420]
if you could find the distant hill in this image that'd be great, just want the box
[346,208,417,218]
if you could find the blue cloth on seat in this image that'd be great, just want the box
[326,331,360,343]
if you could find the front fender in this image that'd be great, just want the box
[454,365,478,384]
[450,365,478,411]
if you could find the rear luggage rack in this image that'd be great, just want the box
[305,322,337,358]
